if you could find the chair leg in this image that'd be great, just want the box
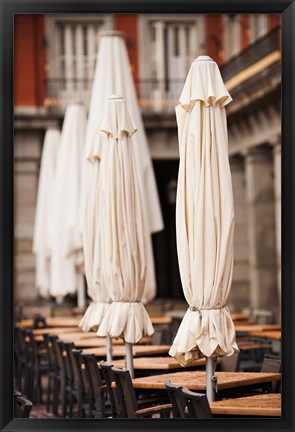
[46,374,52,412]
[77,392,83,418]
[52,376,59,416]
[61,377,67,417]
[68,393,74,418]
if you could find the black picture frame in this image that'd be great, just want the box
[0,1,294,431]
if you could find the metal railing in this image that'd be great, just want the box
[45,28,280,114]
[45,77,185,114]
[220,26,280,81]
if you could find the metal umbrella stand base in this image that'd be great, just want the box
[206,357,218,402]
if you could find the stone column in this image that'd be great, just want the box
[229,154,250,311]
[14,130,42,301]
[75,24,84,93]
[244,145,278,318]
[65,24,74,93]
[272,137,281,322]
[87,25,96,81]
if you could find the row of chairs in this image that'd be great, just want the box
[14,326,281,419]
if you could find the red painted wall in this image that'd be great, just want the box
[269,14,280,30]
[205,15,224,65]
[14,15,46,107]
[114,14,139,93]
[240,15,249,50]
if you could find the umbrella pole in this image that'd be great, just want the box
[106,335,113,362]
[206,357,217,402]
[56,295,63,304]
[77,279,86,308]
[125,342,134,379]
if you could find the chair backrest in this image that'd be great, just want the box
[82,354,106,418]
[111,367,138,418]
[33,314,47,329]
[43,333,56,369]
[67,348,83,388]
[220,352,241,372]
[164,380,187,418]
[100,362,119,418]
[82,354,103,398]
[73,349,89,394]
[24,329,39,363]
[62,342,75,381]
[14,394,33,418]
[252,309,273,325]
[261,354,281,373]
[181,388,212,419]
[50,335,64,372]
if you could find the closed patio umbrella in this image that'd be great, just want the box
[48,103,86,304]
[33,128,60,298]
[169,56,239,401]
[96,96,154,377]
[80,32,163,331]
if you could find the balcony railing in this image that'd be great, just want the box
[45,28,280,115]
[220,27,280,95]
[45,78,185,114]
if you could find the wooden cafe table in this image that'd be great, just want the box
[32,326,83,335]
[230,312,249,322]
[73,336,151,348]
[17,315,171,329]
[234,324,281,334]
[210,393,281,417]
[108,356,221,372]
[248,331,281,340]
[16,317,81,328]
[129,371,281,393]
[82,344,171,358]
[34,331,95,343]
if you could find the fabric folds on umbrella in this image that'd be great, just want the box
[96,96,154,344]
[79,134,112,332]
[169,56,239,366]
[33,128,60,297]
[80,31,162,316]
[48,104,86,299]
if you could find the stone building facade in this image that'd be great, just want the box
[14,13,281,320]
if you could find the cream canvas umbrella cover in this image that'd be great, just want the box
[48,104,86,300]
[96,96,154,375]
[78,131,112,333]
[169,56,238,382]
[80,32,163,330]
[33,128,60,297]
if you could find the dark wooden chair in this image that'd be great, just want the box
[24,329,48,404]
[32,314,47,329]
[111,367,172,419]
[43,333,59,413]
[51,335,66,416]
[252,309,273,325]
[261,354,281,373]
[219,352,241,372]
[181,388,212,418]
[14,392,33,418]
[100,362,119,418]
[16,328,32,397]
[260,354,281,393]
[67,348,90,418]
[82,354,110,418]
[164,380,187,418]
[61,341,76,417]
[14,328,27,393]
